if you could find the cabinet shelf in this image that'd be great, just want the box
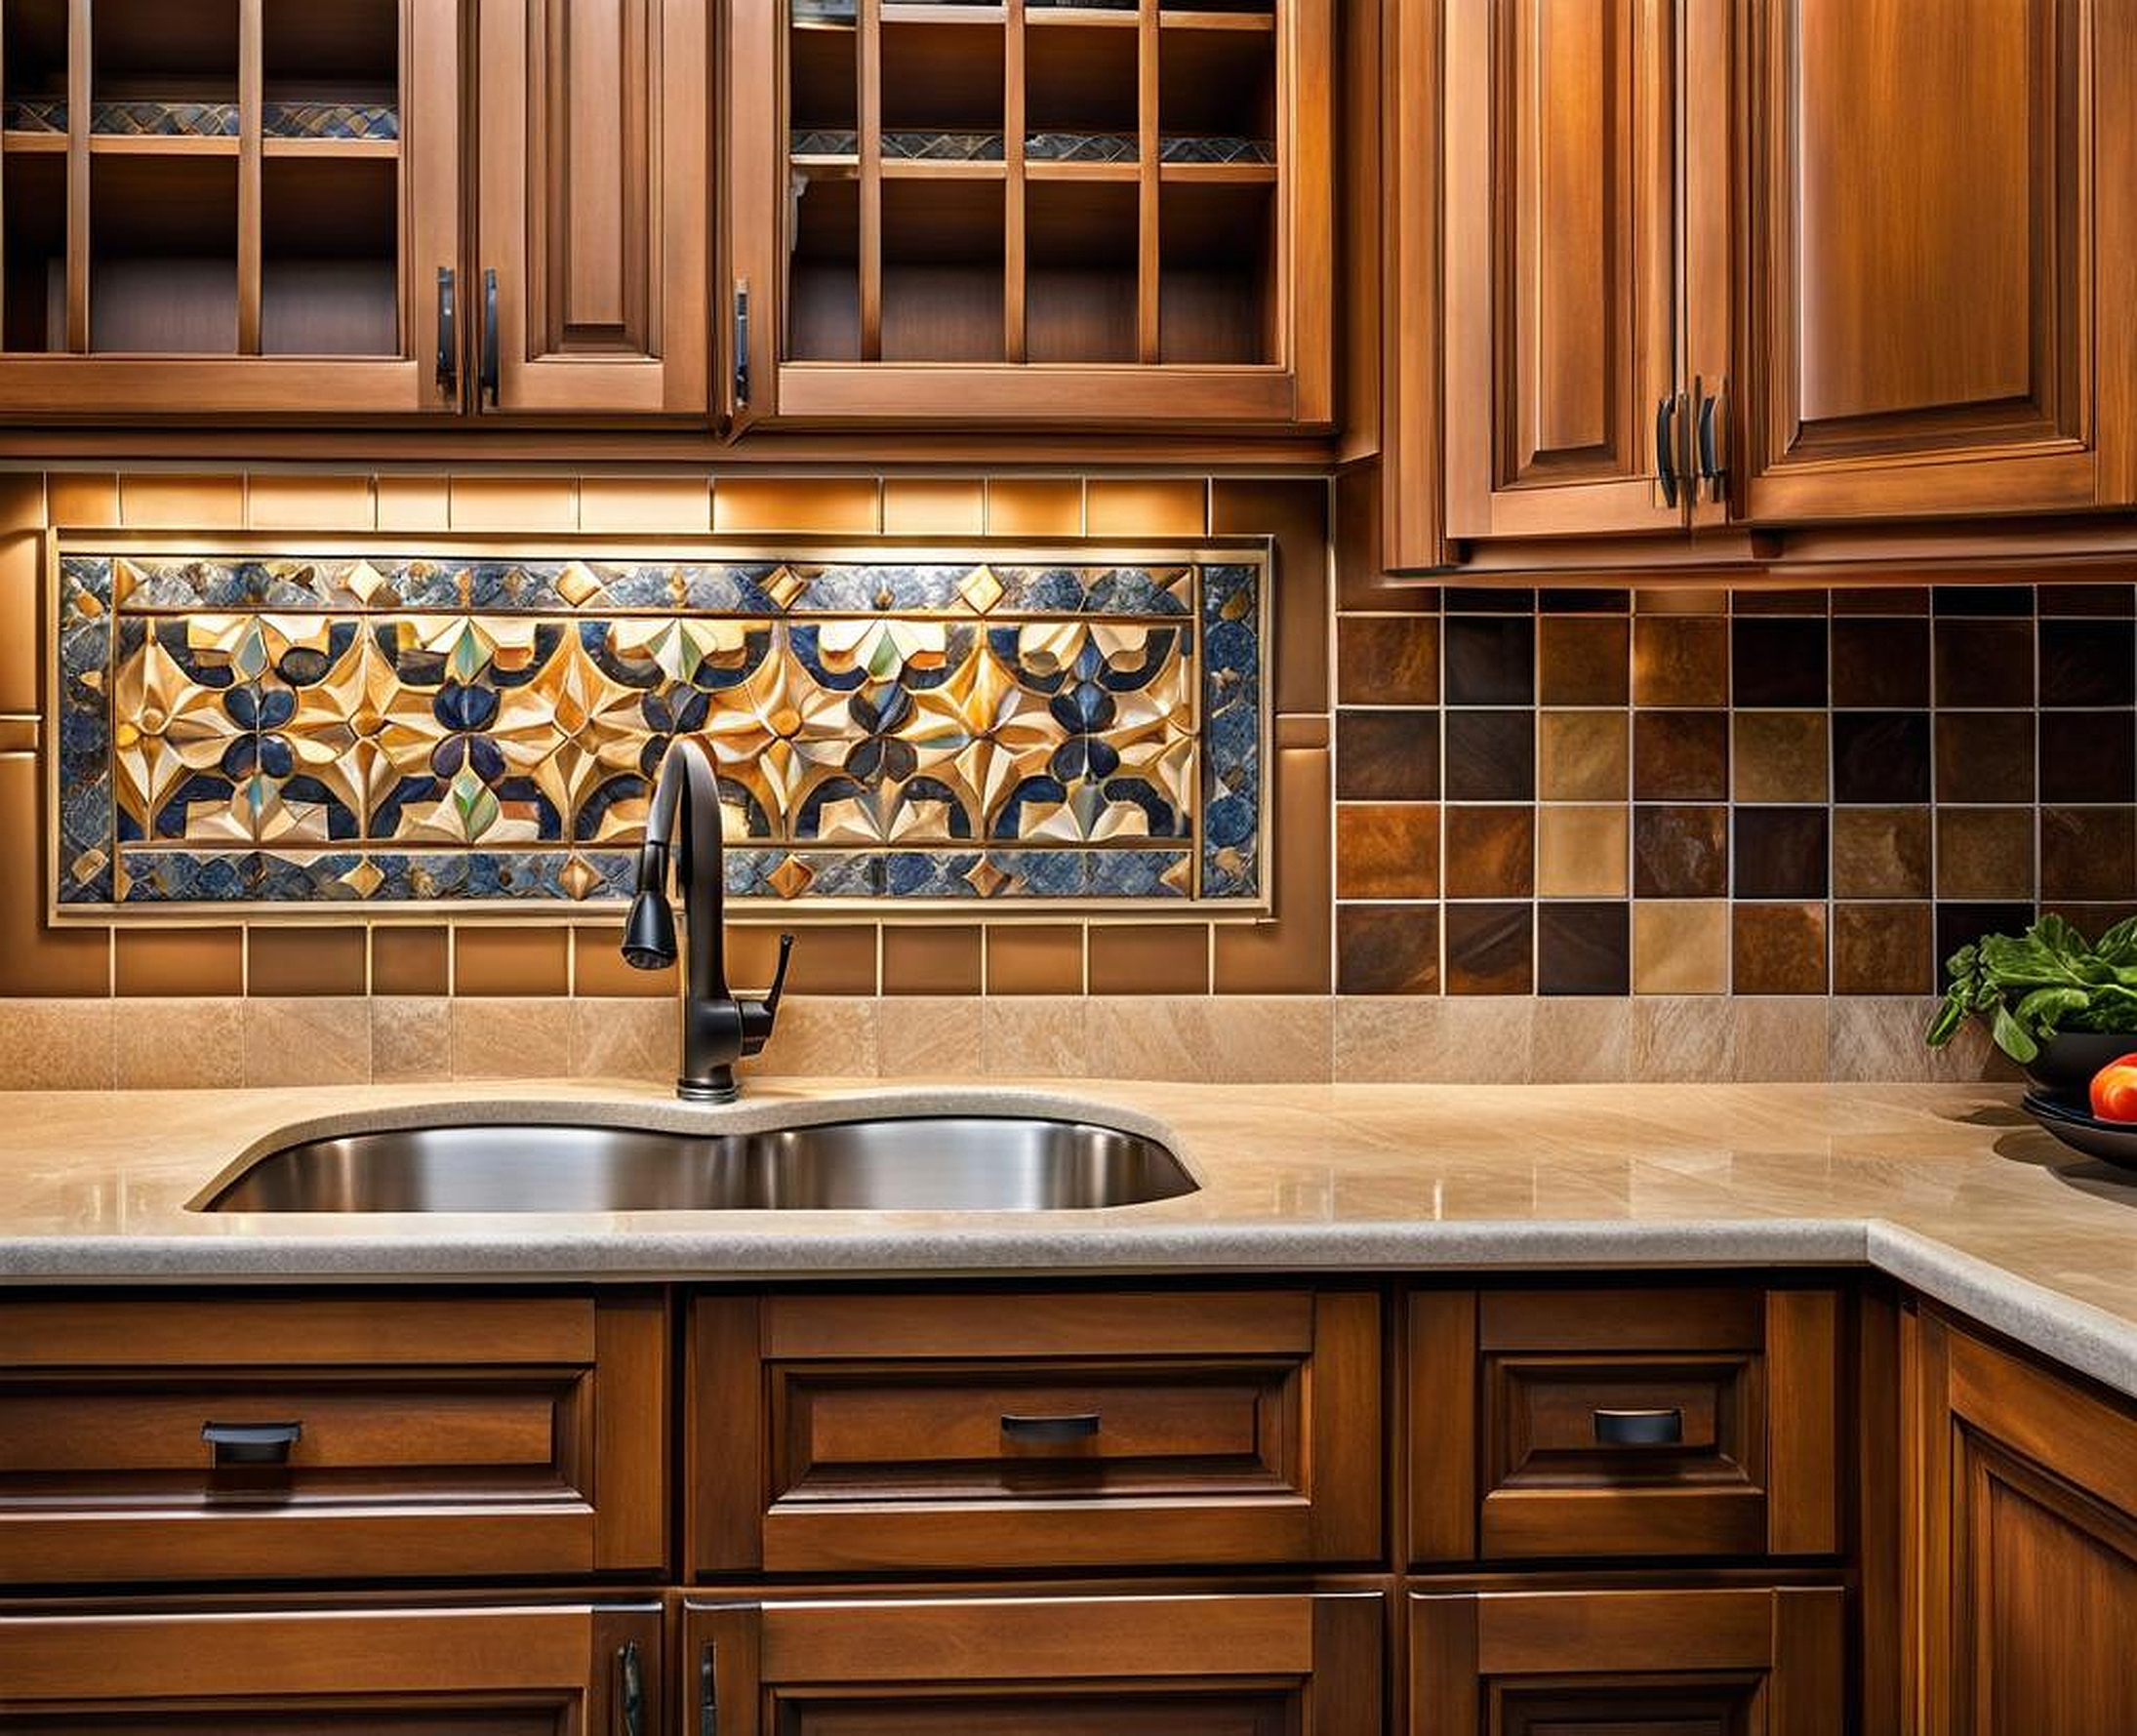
[0,129,64,154]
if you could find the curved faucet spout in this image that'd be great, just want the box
[624,737,793,1102]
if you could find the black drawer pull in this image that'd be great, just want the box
[1001,1412,1101,1443]
[1593,1408,1682,1447]
[617,1639,644,1736]
[201,1421,302,1466]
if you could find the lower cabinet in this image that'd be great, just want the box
[1409,1585,1844,1734]
[685,1591,1383,1736]
[1914,1315,2137,1733]
[0,1600,662,1734]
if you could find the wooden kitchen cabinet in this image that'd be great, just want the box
[472,0,708,415]
[689,1285,1382,1574]
[0,0,463,418]
[0,1289,669,1585]
[0,1600,663,1734]
[1911,1313,2137,1734]
[687,1590,1381,1736]
[722,0,1334,430]
[1409,1585,1845,1734]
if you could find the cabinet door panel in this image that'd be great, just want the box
[1442,0,1683,539]
[1741,0,2132,519]
[476,0,708,414]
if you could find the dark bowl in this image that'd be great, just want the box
[2023,1093,2137,1171]
[2021,1031,2137,1107]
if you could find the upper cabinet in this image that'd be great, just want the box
[0,0,462,417]
[473,0,707,415]
[723,0,1335,430]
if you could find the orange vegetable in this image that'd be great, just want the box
[2091,1055,2137,1122]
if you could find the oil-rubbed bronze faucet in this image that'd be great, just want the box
[622,736,793,1102]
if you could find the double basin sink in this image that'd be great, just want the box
[196,1114,1197,1214]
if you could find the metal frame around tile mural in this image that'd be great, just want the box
[48,537,1270,923]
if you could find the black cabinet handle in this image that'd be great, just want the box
[201,1421,302,1466]
[1654,393,1680,507]
[435,267,457,396]
[701,1640,718,1736]
[733,281,750,410]
[1001,1412,1101,1443]
[1593,1407,1682,1447]
[481,267,500,407]
[1695,382,1726,501]
[617,1639,644,1736]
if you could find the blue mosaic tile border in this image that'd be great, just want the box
[54,548,1266,918]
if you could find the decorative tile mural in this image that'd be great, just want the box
[53,548,1266,918]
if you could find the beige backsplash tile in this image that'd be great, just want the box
[371,998,453,1085]
[0,1000,117,1089]
[569,997,678,1085]
[1731,997,1832,1083]
[242,999,370,1087]
[981,997,1092,1078]
[1632,996,1737,1084]
[1529,999,1633,1083]
[1085,996,1333,1083]
[119,997,244,1089]
[449,997,571,1080]
[877,1000,987,1077]
[747,997,880,1078]
[1829,996,2016,1085]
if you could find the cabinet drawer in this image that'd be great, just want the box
[691,1288,1381,1573]
[688,1591,1380,1736]
[0,1290,666,1585]
[1409,1285,1841,1562]
[0,1600,661,1735]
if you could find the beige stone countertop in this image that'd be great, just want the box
[5,1077,2137,1398]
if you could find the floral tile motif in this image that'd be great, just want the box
[57,549,1265,915]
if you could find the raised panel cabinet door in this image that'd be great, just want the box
[686,1591,1381,1736]
[1409,1585,1844,1735]
[0,1601,663,1735]
[474,0,709,415]
[1739,0,2137,521]
[1914,1318,2137,1735]
[1441,0,1687,540]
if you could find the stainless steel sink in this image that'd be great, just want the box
[194,1116,1198,1213]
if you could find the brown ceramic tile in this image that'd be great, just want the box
[1833,903,1934,995]
[577,477,713,532]
[1633,617,1728,707]
[1443,806,1534,898]
[1935,808,2036,901]
[1537,902,1630,995]
[1633,901,1730,994]
[0,717,36,752]
[1936,584,2034,618]
[1337,904,1438,994]
[1934,619,2035,707]
[0,890,106,998]
[1443,710,1534,800]
[0,475,40,534]
[1336,709,1438,800]
[732,923,877,995]
[47,472,118,528]
[119,472,244,528]
[1537,805,1629,898]
[1734,808,1830,899]
[2039,582,2136,617]
[1336,804,1438,899]
[1275,715,1330,749]
[247,926,366,996]
[0,531,39,712]
[1731,589,1830,617]
[374,474,451,531]
[1734,712,1829,803]
[2041,808,2137,903]
[1635,585,1731,616]
[1833,585,1931,615]
[448,476,579,533]
[246,474,374,530]
[1443,616,1535,705]
[1936,902,2036,977]
[2042,711,2137,802]
[1089,923,1210,994]
[882,925,984,994]
[1444,902,1534,995]
[1538,710,1629,801]
[882,478,986,535]
[1216,477,1329,715]
[1085,478,1206,537]
[1833,807,1933,899]
[1935,712,2036,803]
[454,925,571,995]
[2039,618,2137,707]
[1832,617,1932,707]
[1835,712,1932,803]
[1633,805,1728,899]
[370,926,450,996]
[713,476,880,533]
[1538,616,1630,706]
[1337,617,1438,705]
[985,924,1083,994]
[1215,747,1332,993]
[572,924,674,997]
[1633,710,1729,800]
[1732,903,1829,995]
[985,478,1084,536]
[114,928,241,997]
[1731,617,1828,706]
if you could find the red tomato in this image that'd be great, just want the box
[2091,1056,2137,1121]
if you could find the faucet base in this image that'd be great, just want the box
[675,1075,740,1105]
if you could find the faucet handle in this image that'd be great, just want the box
[764,932,795,1015]
[740,933,796,1060]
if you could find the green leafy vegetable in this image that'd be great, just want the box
[1927,915,2137,1062]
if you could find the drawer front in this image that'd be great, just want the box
[691,1288,1382,1573]
[0,1291,667,1584]
[1410,1285,1841,1562]
[0,1601,661,1735]
[689,1592,1380,1736]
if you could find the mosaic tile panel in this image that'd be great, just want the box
[56,550,1266,917]
[791,129,1276,166]
[6,98,399,139]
